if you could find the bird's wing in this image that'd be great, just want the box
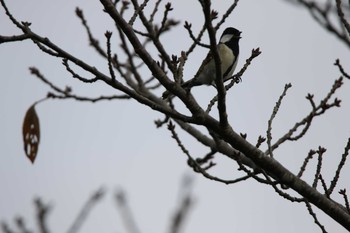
[194,51,213,79]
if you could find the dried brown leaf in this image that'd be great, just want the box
[22,104,40,163]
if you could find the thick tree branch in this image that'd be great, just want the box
[201,0,228,127]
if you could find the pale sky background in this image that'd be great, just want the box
[1,0,350,233]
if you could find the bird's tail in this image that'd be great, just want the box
[162,79,200,99]
[162,90,172,99]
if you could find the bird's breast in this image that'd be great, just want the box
[218,44,236,78]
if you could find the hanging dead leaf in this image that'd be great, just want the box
[22,104,40,163]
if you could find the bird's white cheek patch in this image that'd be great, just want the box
[220,34,233,43]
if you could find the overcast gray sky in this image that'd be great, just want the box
[1,0,350,232]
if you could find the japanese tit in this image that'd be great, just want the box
[163,27,241,99]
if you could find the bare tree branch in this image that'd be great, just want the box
[34,198,50,233]
[266,83,292,157]
[339,189,350,214]
[2,0,350,231]
[0,34,30,43]
[297,149,316,178]
[266,78,343,154]
[286,0,350,48]
[66,188,105,233]
[335,0,350,34]
[115,190,141,233]
[335,59,350,79]
[305,201,328,233]
[328,138,350,195]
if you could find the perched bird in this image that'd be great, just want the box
[163,27,241,99]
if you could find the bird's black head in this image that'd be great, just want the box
[219,27,241,44]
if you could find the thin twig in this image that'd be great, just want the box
[328,138,350,195]
[185,24,207,56]
[312,147,326,188]
[119,0,130,16]
[62,59,99,83]
[167,121,254,185]
[339,189,350,213]
[30,67,65,94]
[256,136,266,148]
[184,22,210,49]
[214,0,240,30]
[129,0,176,74]
[66,188,105,233]
[319,174,330,198]
[286,0,350,48]
[175,51,187,84]
[115,24,142,87]
[0,0,23,28]
[297,149,316,178]
[266,77,343,154]
[75,7,107,58]
[335,0,350,34]
[266,83,292,157]
[105,31,116,80]
[0,34,30,43]
[1,222,16,233]
[306,93,317,110]
[305,201,328,233]
[34,198,50,233]
[48,92,130,102]
[261,172,305,203]
[168,177,194,233]
[31,67,129,101]
[15,217,32,233]
[115,190,141,233]
[157,2,173,37]
[334,59,350,79]
[129,0,150,25]
[149,0,162,23]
